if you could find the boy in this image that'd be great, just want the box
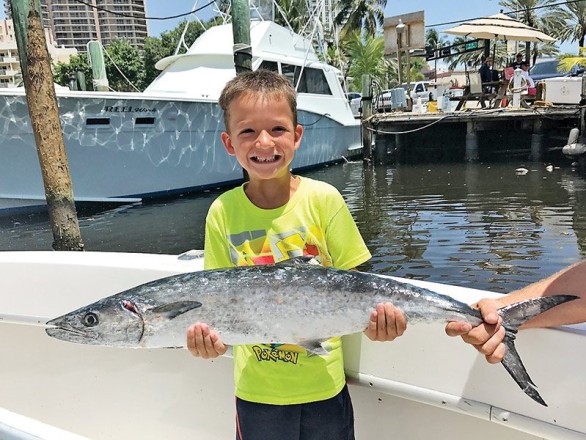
[186,69,406,440]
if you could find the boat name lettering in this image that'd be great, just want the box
[104,106,157,113]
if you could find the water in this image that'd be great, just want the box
[1,161,585,293]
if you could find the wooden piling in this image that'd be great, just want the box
[361,74,372,163]
[530,119,544,162]
[11,0,84,251]
[230,0,252,74]
[465,121,479,162]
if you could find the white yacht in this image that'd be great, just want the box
[0,19,360,212]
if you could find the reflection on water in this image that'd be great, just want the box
[1,161,585,293]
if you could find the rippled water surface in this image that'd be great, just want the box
[2,161,585,293]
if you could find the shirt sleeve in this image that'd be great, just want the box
[323,192,371,270]
[203,199,233,270]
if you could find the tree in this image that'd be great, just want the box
[53,53,92,89]
[341,31,389,91]
[273,0,308,34]
[557,1,586,50]
[335,0,386,40]
[102,39,145,92]
[498,0,567,64]
[425,28,451,79]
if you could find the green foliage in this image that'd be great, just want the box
[102,39,145,92]
[53,53,92,90]
[336,0,386,40]
[342,31,388,91]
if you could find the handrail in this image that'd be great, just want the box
[346,370,586,440]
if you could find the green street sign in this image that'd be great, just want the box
[465,41,479,50]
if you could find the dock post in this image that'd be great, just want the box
[11,0,84,251]
[374,129,390,163]
[531,119,544,162]
[395,133,403,161]
[465,121,479,162]
[361,74,373,163]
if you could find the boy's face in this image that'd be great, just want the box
[221,93,303,182]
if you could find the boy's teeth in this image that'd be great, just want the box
[254,156,278,162]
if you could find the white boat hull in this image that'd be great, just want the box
[0,251,584,439]
[0,91,360,212]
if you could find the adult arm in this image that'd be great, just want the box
[445,260,586,362]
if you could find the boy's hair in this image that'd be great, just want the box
[219,69,298,131]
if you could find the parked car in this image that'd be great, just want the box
[346,92,362,117]
[529,59,564,82]
[402,81,432,102]
[345,92,361,102]
[528,59,583,82]
[349,96,361,118]
[373,81,431,112]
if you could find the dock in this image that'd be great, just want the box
[366,106,581,163]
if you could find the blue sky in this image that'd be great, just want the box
[0,0,577,54]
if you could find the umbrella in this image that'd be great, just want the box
[443,13,556,43]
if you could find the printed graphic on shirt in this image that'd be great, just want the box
[227,225,331,267]
[251,344,302,364]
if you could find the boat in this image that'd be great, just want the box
[0,16,361,212]
[1,251,584,439]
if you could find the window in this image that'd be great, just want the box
[258,61,278,72]
[281,64,331,95]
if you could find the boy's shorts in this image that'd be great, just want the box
[235,385,354,440]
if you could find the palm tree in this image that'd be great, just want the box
[334,0,387,40]
[498,0,568,64]
[273,0,308,34]
[341,31,389,91]
[425,29,451,79]
[557,1,586,50]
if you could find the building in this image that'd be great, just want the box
[0,18,77,88]
[4,0,148,53]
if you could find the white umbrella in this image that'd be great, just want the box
[443,13,556,43]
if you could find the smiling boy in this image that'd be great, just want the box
[186,69,406,440]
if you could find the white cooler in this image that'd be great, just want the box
[543,76,582,104]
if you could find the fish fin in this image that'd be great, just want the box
[278,256,321,267]
[298,339,331,356]
[498,294,579,406]
[150,301,202,319]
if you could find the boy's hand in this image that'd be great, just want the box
[364,303,407,341]
[186,322,227,359]
[445,298,506,363]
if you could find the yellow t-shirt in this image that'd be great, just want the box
[204,176,371,405]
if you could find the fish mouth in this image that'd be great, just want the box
[45,321,95,340]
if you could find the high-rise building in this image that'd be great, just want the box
[4,0,148,52]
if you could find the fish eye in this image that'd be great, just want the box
[83,312,99,327]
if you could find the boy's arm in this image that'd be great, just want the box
[446,260,586,363]
[187,208,230,359]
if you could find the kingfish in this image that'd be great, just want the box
[46,257,577,406]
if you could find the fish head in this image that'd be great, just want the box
[45,296,145,347]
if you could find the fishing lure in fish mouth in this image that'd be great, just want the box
[45,256,578,406]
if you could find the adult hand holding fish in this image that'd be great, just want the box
[446,259,586,363]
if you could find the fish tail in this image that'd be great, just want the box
[498,294,579,407]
